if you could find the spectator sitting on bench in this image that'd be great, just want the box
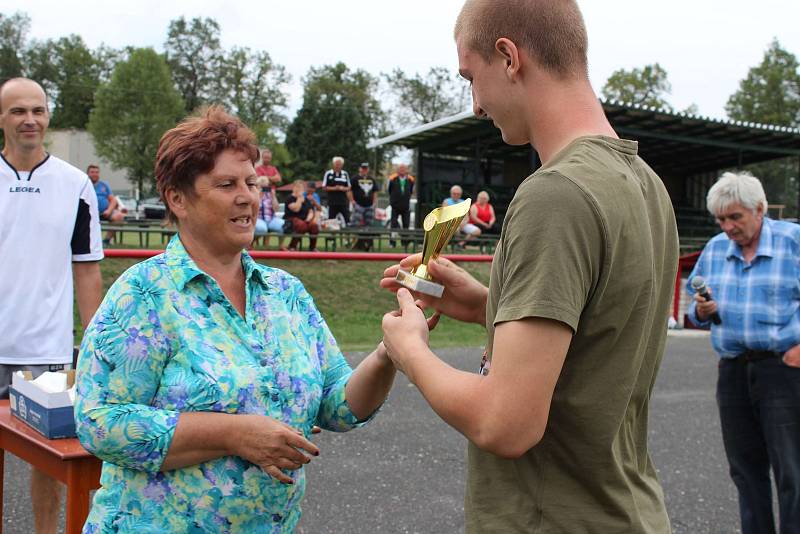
[470,190,498,234]
[88,164,125,246]
[443,184,481,247]
[305,181,323,225]
[285,180,320,252]
[254,175,286,250]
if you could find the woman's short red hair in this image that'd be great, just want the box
[155,105,259,223]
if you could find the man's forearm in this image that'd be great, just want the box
[73,262,103,329]
[401,346,485,443]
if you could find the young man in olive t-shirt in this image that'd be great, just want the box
[380,1,678,532]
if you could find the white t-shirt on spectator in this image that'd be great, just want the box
[0,154,104,364]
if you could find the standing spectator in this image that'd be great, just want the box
[687,172,800,534]
[88,164,125,246]
[380,1,678,531]
[352,162,379,226]
[351,162,380,251]
[255,147,282,186]
[254,175,286,250]
[322,156,351,224]
[470,190,497,233]
[387,163,415,247]
[443,184,481,246]
[285,180,319,251]
[0,77,104,534]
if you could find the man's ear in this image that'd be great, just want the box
[495,38,521,79]
[165,188,188,220]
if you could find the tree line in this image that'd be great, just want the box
[2,12,798,208]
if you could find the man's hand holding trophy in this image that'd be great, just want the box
[394,199,472,298]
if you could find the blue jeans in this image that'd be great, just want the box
[255,217,285,235]
[717,357,800,534]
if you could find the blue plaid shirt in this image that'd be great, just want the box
[686,217,800,359]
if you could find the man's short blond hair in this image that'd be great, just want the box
[454,0,589,79]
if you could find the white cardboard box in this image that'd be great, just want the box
[9,370,76,439]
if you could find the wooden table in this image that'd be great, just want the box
[0,400,101,533]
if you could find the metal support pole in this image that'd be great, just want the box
[474,137,482,198]
[796,155,800,218]
[416,149,424,227]
[529,147,541,174]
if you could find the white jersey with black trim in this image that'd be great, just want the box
[0,153,104,364]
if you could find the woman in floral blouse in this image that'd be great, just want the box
[75,106,397,533]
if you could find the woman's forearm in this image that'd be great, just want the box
[161,412,238,471]
[345,343,396,421]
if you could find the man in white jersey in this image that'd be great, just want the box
[0,78,103,533]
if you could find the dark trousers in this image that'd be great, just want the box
[717,357,800,534]
[289,219,319,250]
[390,207,410,247]
[328,204,349,224]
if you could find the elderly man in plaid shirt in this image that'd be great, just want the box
[687,171,800,534]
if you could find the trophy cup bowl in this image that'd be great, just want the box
[395,198,472,297]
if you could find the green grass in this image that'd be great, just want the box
[75,256,491,352]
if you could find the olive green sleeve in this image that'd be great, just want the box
[494,172,606,333]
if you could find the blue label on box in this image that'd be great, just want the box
[8,389,76,439]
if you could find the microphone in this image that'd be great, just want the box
[691,276,721,325]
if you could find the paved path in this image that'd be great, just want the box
[2,333,744,533]
[298,332,741,534]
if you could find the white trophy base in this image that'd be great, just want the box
[395,269,444,298]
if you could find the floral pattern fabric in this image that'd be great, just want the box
[75,235,369,533]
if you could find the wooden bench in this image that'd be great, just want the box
[102,223,500,255]
[100,223,175,248]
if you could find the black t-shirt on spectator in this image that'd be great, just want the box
[322,170,351,206]
[352,175,379,207]
[388,174,415,211]
[285,195,312,221]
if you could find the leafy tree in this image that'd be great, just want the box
[602,63,673,110]
[286,62,387,177]
[24,35,101,128]
[164,16,224,113]
[726,39,800,127]
[0,12,29,82]
[94,44,124,84]
[22,39,59,96]
[682,103,700,116]
[88,48,184,195]
[0,12,120,129]
[726,39,800,217]
[383,66,469,127]
[219,47,290,143]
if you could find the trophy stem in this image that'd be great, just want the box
[396,199,471,298]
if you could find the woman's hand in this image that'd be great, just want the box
[380,254,488,326]
[230,415,320,484]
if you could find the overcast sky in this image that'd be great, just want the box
[5,0,799,127]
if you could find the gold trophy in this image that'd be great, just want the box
[395,199,472,298]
